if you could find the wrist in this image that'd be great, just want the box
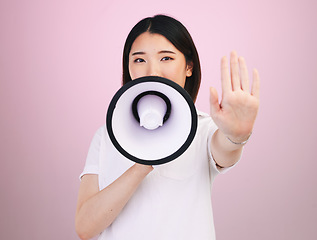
[134,163,154,174]
[226,132,252,145]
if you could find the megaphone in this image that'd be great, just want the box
[106,76,197,165]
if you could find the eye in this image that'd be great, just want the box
[134,58,145,63]
[161,56,173,61]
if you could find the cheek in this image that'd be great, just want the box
[128,64,140,80]
[129,62,152,80]
[128,64,134,79]
[164,65,187,86]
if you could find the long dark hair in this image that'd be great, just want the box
[122,14,201,102]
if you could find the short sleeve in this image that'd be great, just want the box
[79,126,104,179]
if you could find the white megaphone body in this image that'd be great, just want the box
[106,76,197,165]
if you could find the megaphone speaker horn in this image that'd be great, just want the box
[132,91,171,130]
[106,76,197,165]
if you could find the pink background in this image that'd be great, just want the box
[1,0,316,239]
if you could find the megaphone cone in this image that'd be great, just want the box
[106,76,197,165]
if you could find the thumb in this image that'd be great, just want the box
[209,87,220,117]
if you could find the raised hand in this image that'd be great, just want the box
[209,51,260,143]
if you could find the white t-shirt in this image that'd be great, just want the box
[80,111,235,240]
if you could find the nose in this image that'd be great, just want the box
[147,62,161,77]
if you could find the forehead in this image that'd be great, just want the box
[130,32,179,53]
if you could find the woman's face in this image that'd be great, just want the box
[128,32,192,88]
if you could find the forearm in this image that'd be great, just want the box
[75,164,153,240]
[211,129,246,168]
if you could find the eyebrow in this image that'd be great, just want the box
[158,50,176,54]
[131,50,176,56]
[131,51,146,56]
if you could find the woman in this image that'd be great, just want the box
[75,14,260,240]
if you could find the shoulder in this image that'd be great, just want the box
[197,110,210,118]
[86,125,107,159]
[95,125,106,136]
[197,110,216,126]
[195,110,218,138]
[90,125,106,143]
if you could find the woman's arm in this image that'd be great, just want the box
[209,51,260,167]
[75,164,153,240]
[211,129,244,168]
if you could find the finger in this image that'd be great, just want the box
[251,68,260,99]
[238,56,250,92]
[230,51,240,91]
[221,56,231,95]
[209,87,220,118]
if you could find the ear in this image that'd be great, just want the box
[186,61,193,77]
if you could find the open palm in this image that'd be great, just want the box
[209,51,260,142]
